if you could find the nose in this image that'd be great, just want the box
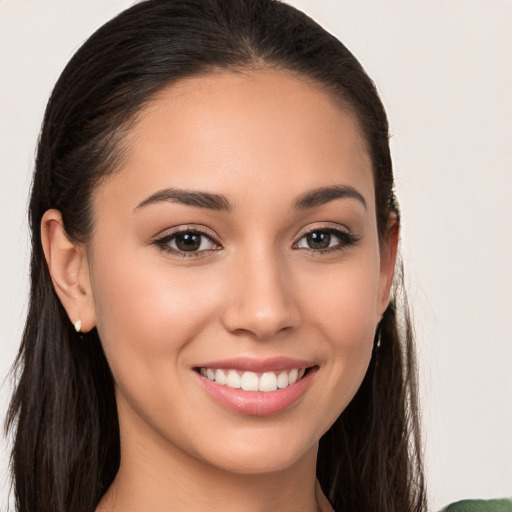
[221,249,300,340]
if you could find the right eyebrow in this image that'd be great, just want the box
[133,188,232,213]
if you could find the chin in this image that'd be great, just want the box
[208,446,316,476]
[190,425,320,476]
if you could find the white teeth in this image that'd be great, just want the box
[277,371,289,389]
[241,371,259,391]
[215,369,226,385]
[258,372,278,392]
[226,370,241,389]
[199,367,308,392]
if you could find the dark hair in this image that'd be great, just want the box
[6,1,426,511]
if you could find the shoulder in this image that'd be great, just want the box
[441,498,512,512]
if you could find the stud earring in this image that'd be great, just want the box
[74,320,82,333]
[374,321,382,349]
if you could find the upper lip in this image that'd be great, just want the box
[195,356,317,373]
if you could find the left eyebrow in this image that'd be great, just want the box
[293,185,367,211]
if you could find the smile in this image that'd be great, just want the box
[194,358,318,416]
[198,367,307,392]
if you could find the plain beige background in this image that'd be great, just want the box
[1,1,511,510]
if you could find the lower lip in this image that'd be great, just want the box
[196,368,317,416]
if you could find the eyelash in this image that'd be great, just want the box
[153,228,220,258]
[293,226,360,255]
[153,226,359,258]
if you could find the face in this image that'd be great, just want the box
[85,69,395,475]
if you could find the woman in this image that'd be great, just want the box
[6,1,426,511]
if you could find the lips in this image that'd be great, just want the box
[194,357,317,416]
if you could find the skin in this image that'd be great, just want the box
[41,69,398,512]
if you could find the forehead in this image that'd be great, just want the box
[95,69,375,214]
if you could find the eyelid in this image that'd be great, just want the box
[292,222,352,242]
[152,224,220,242]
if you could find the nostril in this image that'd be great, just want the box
[221,305,300,340]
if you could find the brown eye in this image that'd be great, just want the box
[295,227,358,252]
[156,229,219,255]
[306,231,331,250]
[175,232,202,251]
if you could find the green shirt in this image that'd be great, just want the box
[441,498,512,512]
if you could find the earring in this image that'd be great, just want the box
[74,320,82,333]
[374,321,382,349]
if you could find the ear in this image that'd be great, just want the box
[377,212,400,316]
[41,209,96,332]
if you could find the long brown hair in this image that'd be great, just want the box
[6,1,426,510]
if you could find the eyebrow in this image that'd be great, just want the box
[293,185,367,210]
[134,188,231,212]
[134,184,367,213]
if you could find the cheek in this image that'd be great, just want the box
[299,251,381,341]
[89,251,220,383]
[296,252,380,418]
